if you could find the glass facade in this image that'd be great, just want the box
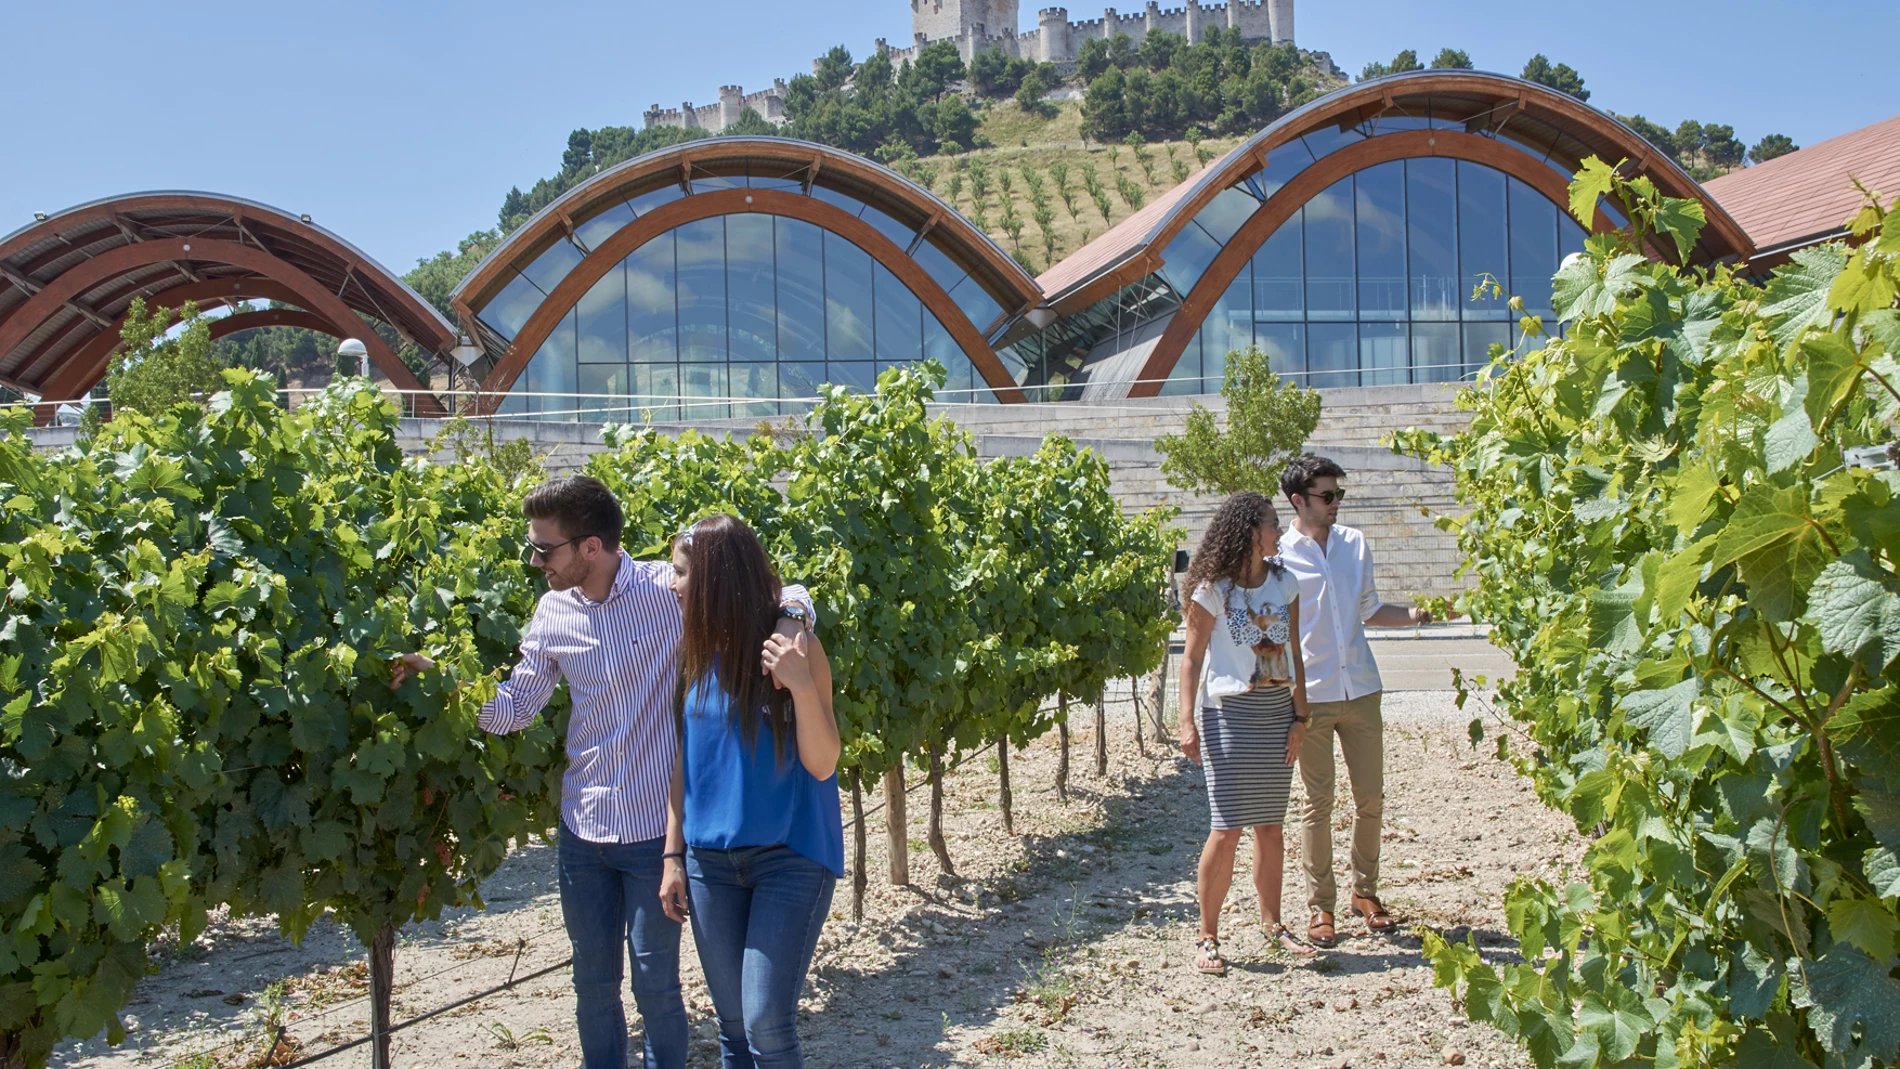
[475,175,1009,419]
[1168,159,1586,392]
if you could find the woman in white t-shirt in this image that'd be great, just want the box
[1178,491,1313,974]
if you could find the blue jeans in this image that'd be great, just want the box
[558,825,688,1069]
[686,845,836,1069]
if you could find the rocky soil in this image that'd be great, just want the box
[57,687,1582,1069]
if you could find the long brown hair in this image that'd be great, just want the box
[1184,491,1284,596]
[673,514,794,760]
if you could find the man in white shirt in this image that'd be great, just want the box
[1277,456,1440,947]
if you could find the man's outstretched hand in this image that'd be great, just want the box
[388,653,435,689]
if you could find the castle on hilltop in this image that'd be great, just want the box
[885,0,1294,66]
[643,0,1293,134]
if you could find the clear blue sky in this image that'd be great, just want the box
[5,1,1890,275]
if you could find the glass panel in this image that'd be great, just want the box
[747,162,805,193]
[1560,213,1587,261]
[1252,212,1303,321]
[911,234,971,299]
[1305,176,1355,321]
[780,361,826,400]
[1195,186,1260,245]
[628,184,686,217]
[730,362,778,418]
[810,185,868,219]
[824,232,875,361]
[874,263,923,366]
[681,363,729,420]
[1302,125,1365,161]
[577,363,628,420]
[1254,323,1306,380]
[1463,321,1511,377]
[478,270,544,341]
[1406,158,1459,321]
[1254,138,1313,200]
[925,312,980,402]
[627,231,678,365]
[827,361,875,392]
[691,170,744,194]
[1355,162,1407,320]
[1308,323,1357,388]
[1160,221,1223,298]
[676,217,727,362]
[944,275,1004,338]
[1509,177,1559,318]
[630,363,678,422]
[1161,329,1202,395]
[576,261,627,363]
[1205,269,1252,380]
[1373,113,1432,134]
[519,238,586,295]
[1360,322,1408,385]
[573,200,637,253]
[1458,161,1510,320]
[726,213,777,363]
[1411,322,1461,383]
[527,309,579,420]
[776,217,827,364]
[858,203,917,251]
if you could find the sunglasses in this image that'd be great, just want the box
[1299,488,1347,505]
[521,535,581,565]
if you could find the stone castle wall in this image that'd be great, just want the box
[642,80,790,135]
[885,0,1293,66]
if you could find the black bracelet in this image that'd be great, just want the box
[662,851,686,861]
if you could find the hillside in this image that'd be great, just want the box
[903,99,1250,276]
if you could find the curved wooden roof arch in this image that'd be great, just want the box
[1035,70,1756,321]
[451,137,1045,401]
[0,192,457,416]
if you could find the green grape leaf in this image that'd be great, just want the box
[1652,196,1707,264]
[1763,244,1850,352]
[1806,332,1870,428]
[1711,484,1817,568]
[1619,677,1701,758]
[1735,1028,1820,1069]
[1868,848,1900,900]
[1809,555,1900,673]
[1797,943,1900,1058]
[1827,895,1899,960]
[1568,157,1617,227]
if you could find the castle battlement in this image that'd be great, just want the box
[643,79,791,134]
[910,0,1291,64]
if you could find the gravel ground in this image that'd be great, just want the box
[55,685,1581,1069]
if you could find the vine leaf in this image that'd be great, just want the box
[1796,943,1900,1059]
[1652,196,1708,263]
[1866,848,1900,899]
[1808,553,1900,672]
[1619,677,1700,758]
[1567,157,1617,227]
[1735,1027,1821,1069]
[1826,895,1899,960]
[1763,244,1851,351]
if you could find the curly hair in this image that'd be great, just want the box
[1183,491,1282,598]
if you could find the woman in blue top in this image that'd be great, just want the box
[658,514,842,1069]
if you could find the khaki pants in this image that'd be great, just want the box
[1298,691,1383,912]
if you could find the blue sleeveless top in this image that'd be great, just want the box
[681,675,844,877]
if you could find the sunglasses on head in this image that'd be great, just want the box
[1300,488,1347,505]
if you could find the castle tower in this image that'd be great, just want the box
[1144,0,1160,37]
[915,0,1021,55]
[1184,0,1200,43]
[1037,7,1070,61]
[1103,6,1120,39]
[719,85,744,131]
[1268,0,1293,43]
[1225,0,1238,31]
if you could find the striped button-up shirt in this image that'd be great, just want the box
[478,550,813,844]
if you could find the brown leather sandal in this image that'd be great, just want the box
[1352,893,1400,934]
[1307,910,1337,948]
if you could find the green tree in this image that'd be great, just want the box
[1615,112,1678,159]
[905,40,965,99]
[1153,345,1322,496]
[1749,132,1799,164]
[723,106,778,136]
[1359,48,1422,81]
[1015,62,1056,116]
[1139,29,1185,71]
[1520,53,1588,100]
[814,45,854,90]
[98,299,226,421]
[406,230,502,319]
[1430,47,1473,69]
[1077,34,1115,80]
[1081,66,1132,141]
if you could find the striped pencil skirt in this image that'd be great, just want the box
[1200,687,1298,830]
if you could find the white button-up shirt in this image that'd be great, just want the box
[1278,524,1382,703]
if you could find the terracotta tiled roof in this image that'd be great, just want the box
[1704,114,1900,256]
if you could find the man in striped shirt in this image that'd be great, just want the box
[393,476,813,1069]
